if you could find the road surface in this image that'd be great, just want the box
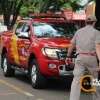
[0,67,93,100]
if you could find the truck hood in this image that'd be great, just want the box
[37,37,71,48]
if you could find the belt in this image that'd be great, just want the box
[79,52,96,56]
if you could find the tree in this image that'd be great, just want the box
[38,0,91,13]
[40,0,81,13]
[20,0,45,16]
[20,0,82,14]
[0,0,95,29]
[0,0,24,30]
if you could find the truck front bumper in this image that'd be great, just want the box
[38,58,74,77]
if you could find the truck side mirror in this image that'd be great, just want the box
[18,32,29,39]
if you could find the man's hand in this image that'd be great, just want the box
[65,58,72,65]
[95,67,100,71]
[95,44,100,71]
[96,62,100,71]
[90,67,100,72]
[96,44,100,64]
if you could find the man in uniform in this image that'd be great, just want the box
[67,16,100,100]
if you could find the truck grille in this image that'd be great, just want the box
[58,65,73,76]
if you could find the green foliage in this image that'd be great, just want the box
[0,0,94,28]
[19,0,45,16]
[61,0,81,11]
[61,2,72,10]
[0,0,24,29]
[20,6,29,17]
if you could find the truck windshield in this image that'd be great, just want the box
[33,22,77,38]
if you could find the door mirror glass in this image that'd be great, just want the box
[18,32,29,39]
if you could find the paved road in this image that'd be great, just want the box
[0,67,93,100]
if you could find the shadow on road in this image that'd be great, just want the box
[14,71,73,92]
[46,77,73,92]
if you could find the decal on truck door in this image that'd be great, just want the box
[10,35,19,64]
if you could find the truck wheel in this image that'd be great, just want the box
[1,53,15,77]
[30,59,46,89]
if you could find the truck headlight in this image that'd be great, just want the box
[42,47,61,59]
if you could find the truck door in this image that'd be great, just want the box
[15,22,31,67]
[10,22,24,65]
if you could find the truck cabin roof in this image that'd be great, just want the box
[19,13,85,26]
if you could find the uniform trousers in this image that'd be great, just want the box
[69,55,100,100]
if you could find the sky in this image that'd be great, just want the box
[77,0,90,6]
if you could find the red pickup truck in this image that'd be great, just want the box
[0,14,75,89]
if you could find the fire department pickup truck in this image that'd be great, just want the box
[0,14,75,89]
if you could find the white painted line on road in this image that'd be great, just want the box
[0,92,16,96]
[36,99,45,100]
[0,79,34,97]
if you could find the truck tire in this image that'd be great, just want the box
[30,59,46,89]
[1,53,15,77]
